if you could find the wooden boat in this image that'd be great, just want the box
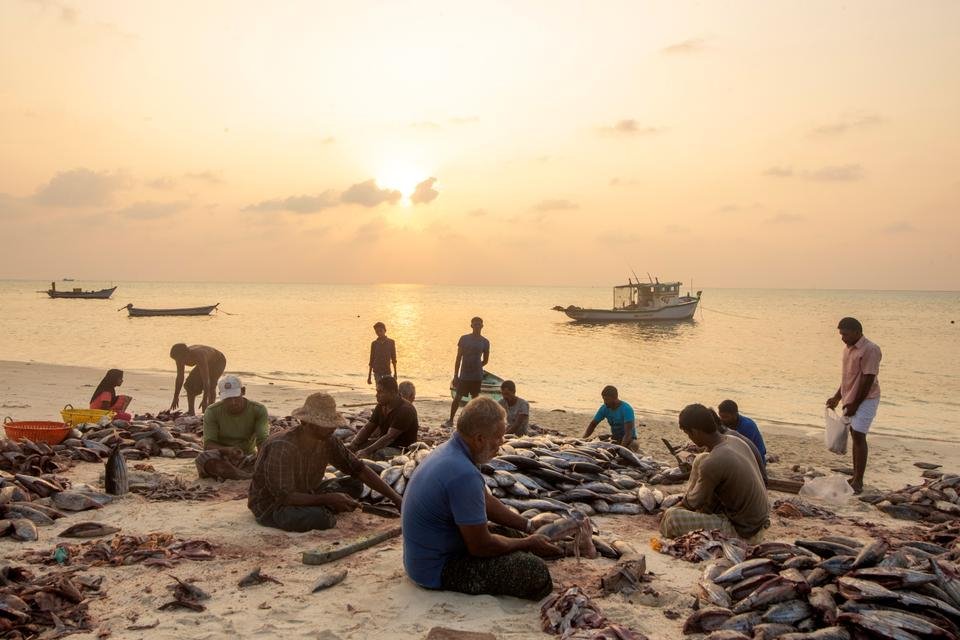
[554,278,701,322]
[46,282,117,299]
[450,371,504,406]
[121,303,219,317]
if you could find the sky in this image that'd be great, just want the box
[1,0,958,289]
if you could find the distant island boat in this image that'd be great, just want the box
[121,303,219,317]
[450,371,504,406]
[554,278,701,322]
[45,282,117,299]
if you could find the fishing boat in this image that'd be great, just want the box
[450,371,505,406]
[554,278,701,322]
[45,282,117,299]
[121,303,219,317]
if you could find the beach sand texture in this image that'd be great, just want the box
[1,360,955,639]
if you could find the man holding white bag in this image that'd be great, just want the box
[826,317,882,494]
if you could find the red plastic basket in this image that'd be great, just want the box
[2,417,72,445]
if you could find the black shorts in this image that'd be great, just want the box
[456,378,482,398]
[184,352,227,395]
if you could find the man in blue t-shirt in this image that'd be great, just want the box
[583,385,638,451]
[445,316,490,428]
[718,399,767,463]
[403,397,559,599]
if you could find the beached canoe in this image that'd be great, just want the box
[450,371,505,405]
[121,303,219,317]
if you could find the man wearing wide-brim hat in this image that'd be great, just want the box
[248,392,403,532]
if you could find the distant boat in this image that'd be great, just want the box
[62,278,75,282]
[554,278,701,322]
[450,371,505,406]
[45,282,117,299]
[121,303,219,317]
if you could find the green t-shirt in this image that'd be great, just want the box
[203,399,269,454]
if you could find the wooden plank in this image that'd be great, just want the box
[766,477,804,494]
[302,526,402,565]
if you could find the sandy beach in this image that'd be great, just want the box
[2,359,957,639]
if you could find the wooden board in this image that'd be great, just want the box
[766,477,804,494]
[302,526,402,565]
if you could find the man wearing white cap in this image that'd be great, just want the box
[196,375,269,479]
[248,391,403,532]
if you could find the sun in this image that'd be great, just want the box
[375,163,428,206]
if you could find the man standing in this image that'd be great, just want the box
[349,376,420,460]
[169,344,226,415]
[582,386,638,451]
[499,380,530,436]
[826,317,881,494]
[367,322,397,385]
[403,397,559,599]
[196,375,269,480]
[717,399,767,463]
[248,392,402,532]
[445,317,490,428]
[660,404,769,541]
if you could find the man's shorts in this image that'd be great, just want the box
[184,353,227,396]
[849,398,880,434]
[455,378,482,398]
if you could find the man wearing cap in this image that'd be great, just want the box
[195,375,269,480]
[248,391,403,532]
[349,376,420,460]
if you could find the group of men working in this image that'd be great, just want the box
[167,314,880,601]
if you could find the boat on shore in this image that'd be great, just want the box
[45,283,117,299]
[450,371,505,406]
[555,279,701,322]
[121,303,219,317]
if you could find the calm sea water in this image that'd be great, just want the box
[1,281,957,440]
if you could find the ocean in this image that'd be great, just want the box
[1,281,957,440]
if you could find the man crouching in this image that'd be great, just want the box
[248,392,402,532]
[402,397,559,600]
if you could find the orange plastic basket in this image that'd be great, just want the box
[2,417,72,445]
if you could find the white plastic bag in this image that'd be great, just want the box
[798,474,854,504]
[824,407,848,455]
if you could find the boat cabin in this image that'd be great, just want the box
[613,280,683,310]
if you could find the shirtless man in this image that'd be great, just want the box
[169,343,226,415]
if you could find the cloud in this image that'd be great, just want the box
[32,168,130,207]
[597,231,642,244]
[717,204,740,213]
[763,166,795,178]
[467,208,488,217]
[610,177,641,187]
[245,191,340,214]
[184,171,223,185]
[806,164,864,182]
[662,37,709,55]
[449,116,480,125]
[115,200,189,220]
[665,224,689,233]
[882,221,917,234]
[531,199,579,212]
[410,121,443,131]
[600,119,662,136]
[0,193,28,217]
[410,177,439,205]
[341,180,401,207]
[147,176,177,190]
[353,220,382,243]
[766,212,805,224]
[811,113,884,137]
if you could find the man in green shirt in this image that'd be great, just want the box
[195,375,269,480]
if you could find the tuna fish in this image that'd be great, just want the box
[104,445,129,495]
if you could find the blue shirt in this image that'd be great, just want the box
[733,415,767,460]
[457,334,490,381]
[593,401,637,440]
[402,433,487,588]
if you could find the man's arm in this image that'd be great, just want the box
[201,408,242,457]
[480,344,489,368]
[506,413,529,435]
[843,374,876,417]
[358,427,405,459]
[682,455,715,512]
[367,342,375,384]
[349,420,377,451]
[452,347,463,381]
[621,420,636,448]
[170,363,185,410]
[484,491,530,530]
[826,386,842,409]
[458,524,559,558]
[391,341,397,378]
[582,419,600,439]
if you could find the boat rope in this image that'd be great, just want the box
[214,307,237,316]
[698,305,759,320]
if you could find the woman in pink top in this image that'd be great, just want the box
[89,369,133,421]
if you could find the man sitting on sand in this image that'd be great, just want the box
[349,376,419,460]
[399,380,416,403]
[582,385,638,451]
[660,404,769,542]
[499,380,530,436]
[248,392,402,532]
[195,375,268,480]
[403,397,560,600]
[717,399,767,464]
[169,343,226,415]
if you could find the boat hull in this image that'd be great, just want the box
[127,304,218,317]
[47,286,117,300]
[449,371,504,406]
[563,298,699,322]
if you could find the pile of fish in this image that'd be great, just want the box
[541,585,648,639]
[655,529,748,564]
[355,435,682,519]
[0,438,71,477]
[684,534,960,639]
[68,418,204,461]
[0,565,101,639]
[773,498,838,520]
[26,533,216,568]
[1,474,114,542]
[861,473,960,523]
[922,522,960,553]
[130,475,219,501]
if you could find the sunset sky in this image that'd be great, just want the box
[1,1,958,289]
